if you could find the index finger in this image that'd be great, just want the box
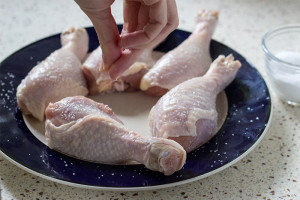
[80,6,122,70]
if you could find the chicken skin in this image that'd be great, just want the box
[140,10,219,96]
[17,27,89,121]
[149,55,241,152]
[82,46,157,95]
[45,96,186,175]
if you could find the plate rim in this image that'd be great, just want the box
[0,26,273,191]
[0,103,272,191]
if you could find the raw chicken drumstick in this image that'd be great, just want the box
[149,55,241,153]
[17,27,89,121]
[82,46,156,95]
[45,96,186,175]
[140,10,219,96]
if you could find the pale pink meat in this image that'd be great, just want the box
[149,55,241,152]
[140,10,219,96]
[45,96,186,175]
[17,27,89,121]
[82,47,155,95]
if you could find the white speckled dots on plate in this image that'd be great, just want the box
[0,26,271,190]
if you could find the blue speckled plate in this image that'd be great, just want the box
[0,26,272,191]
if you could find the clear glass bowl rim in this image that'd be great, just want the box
[262,24,300,68]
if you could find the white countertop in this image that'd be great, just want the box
[1,0,300,199]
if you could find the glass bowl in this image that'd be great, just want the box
[262,24,300,105]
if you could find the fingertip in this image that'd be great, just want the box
[108,59,131,80]
[120,31,145,49]
[120,32,131,49]
[108,49,143,80]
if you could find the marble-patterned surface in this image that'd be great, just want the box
[0,0,299,199]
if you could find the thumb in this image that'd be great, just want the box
[109,49,143,80]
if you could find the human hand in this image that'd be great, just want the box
[75,0,178,79]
